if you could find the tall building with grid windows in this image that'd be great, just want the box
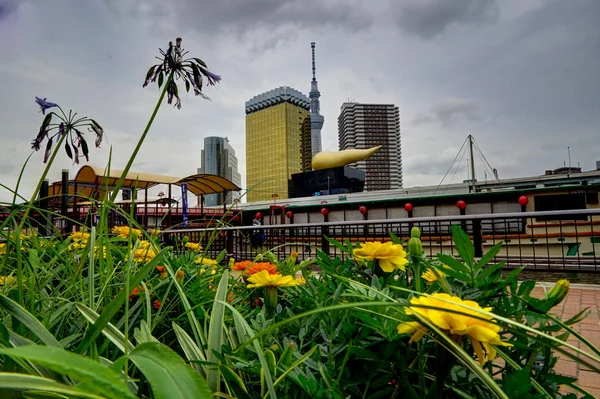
[338,102,403,191]
[197,136,241,206]
[245,87,312,202]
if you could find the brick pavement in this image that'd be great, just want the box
[532,283,600,398]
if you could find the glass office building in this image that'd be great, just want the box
[245,86,312,202]
[198,136,241,206]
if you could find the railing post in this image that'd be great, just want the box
[321,225,330,256]
[226,229,234,257]
[473,219,483,258]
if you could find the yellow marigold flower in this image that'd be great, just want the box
[69,231,90,242]
[421,268,446,285]
[290,251,299,263]
[245,262,278,275]
[232,260,252,271]
[131,246,157,263]
[151,229,161,237]
[247,270,306,289]
[353,242,408,272]
[185,242,203,252]
[112,226,142,239]
[397,293,512,365]
[0,276,18,286]
[194,257,218,265]
[0,243,6,255]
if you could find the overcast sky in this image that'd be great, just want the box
[0,0,599,203]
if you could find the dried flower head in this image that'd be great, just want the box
[31,97,104,164]
[143,37,221,109]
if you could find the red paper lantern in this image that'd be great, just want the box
[404,203,413,212]
[255,212,262,219]
[518,195,529,206]
[456,200,466,210]
[286,211,293,219]
[321,207,329,216]
[359,205,367,215]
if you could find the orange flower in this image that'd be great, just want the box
[152,300,161,309]
[232,260,252,271]
[245,262,278,275]
[156,266,168,280]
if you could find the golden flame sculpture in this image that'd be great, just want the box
[311,146,382,171]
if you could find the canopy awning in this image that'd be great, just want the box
[56,165,243,197]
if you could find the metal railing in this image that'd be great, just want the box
[163,209,600,272]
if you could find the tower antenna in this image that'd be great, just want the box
[311,42,316,81]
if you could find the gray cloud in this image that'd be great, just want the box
[393,0,499,39]
[117,0,373,36]
[0,0,599,202]
[413,98,481,127]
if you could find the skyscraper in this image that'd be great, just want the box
[338,102,403,191]
[309,42,324,157]
[198,136,242,206]
[245,86,312,203]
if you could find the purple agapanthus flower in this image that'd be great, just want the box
[35,97,58,115]
[142,37,221,110]
[31,97,104,164]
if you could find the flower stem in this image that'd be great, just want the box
[108,72,173,204]
[264,286,278,317]
[18,131,69,231]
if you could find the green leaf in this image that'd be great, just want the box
[220,302,277,399]
[0,295,61,348]
[451,224,474,266]
[207,271,229,393]
[475,241,503,271]
[158,71,164,88]
[134,320,158,345]
[476,261,505,283]
[220,365,251,399]
[0,347,135,399]
[172,323,207,375]
[0,374,105,399]
[185,79,190,93]
[503,369,531,398]
[125,342,212,399]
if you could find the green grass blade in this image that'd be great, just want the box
[0,295,61,348]
[125,342,212,399]
[22,391,69,399]
[0,346,136,399]
[75,303,135,353]
[75,252,164,354]
[172,323,207,375]
[207,270,229,393]
[0,374,106,399]
[220,302,277,399]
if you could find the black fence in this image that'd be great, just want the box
[164,209,600,272]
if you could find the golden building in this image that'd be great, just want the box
[245,87,312,202]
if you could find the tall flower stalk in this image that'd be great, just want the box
[18,100,104,230]
[108,37,221,204]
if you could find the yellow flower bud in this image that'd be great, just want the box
[546,280,570,308]
[175,269,185,286]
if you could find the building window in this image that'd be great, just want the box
[534,193,587,221]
